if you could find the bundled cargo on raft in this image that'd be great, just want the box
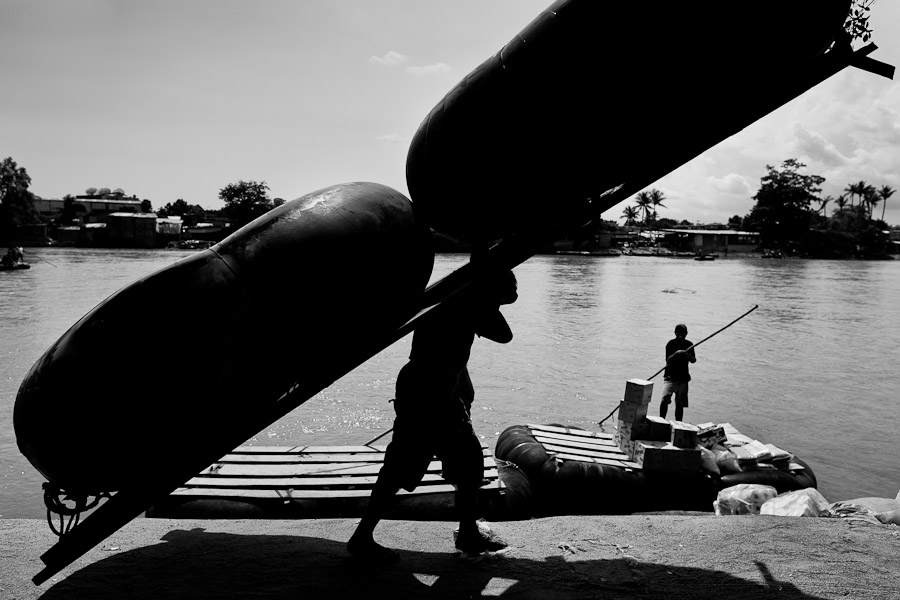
[494,379,816,518]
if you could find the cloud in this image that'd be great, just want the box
[369,51,409,67]
[369,52,451,77]
[374,133,404,144]
[405,62,452,77]
[791,123,849,167]
[707,173,753,196]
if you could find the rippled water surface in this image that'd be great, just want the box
[2,249,898,518]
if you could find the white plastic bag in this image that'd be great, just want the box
[699,446,720,475]
[713,483,777,515]
[760,488,829,517]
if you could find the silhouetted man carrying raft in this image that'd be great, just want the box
[348,269,518,563]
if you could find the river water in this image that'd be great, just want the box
[1,248,898,519]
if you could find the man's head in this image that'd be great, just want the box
[492,270,518,306]
[674,324,688,337]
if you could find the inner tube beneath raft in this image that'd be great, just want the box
[495,425,817,517]
[15,182,434,494]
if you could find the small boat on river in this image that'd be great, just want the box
[0,262,30,271]
[494,422,816,517]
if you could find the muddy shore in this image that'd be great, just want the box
[2,514,898,599]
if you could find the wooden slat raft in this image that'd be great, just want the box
[146,443,505,520]
[528,424,642,470]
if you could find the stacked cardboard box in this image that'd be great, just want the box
[696,423,727,448]
[614,379,653,457]
[612,380,702,472]
[671,421,699,449]
[633,440,701,472]
[644,416,673,442]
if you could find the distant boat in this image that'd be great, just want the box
[694,253,717,261]
[554,249,621,257]
[167,240,214,250]
[0,262,30,271]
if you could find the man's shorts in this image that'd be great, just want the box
[379,415,485,492]
[659,380,689,408]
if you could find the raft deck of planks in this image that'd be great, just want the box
[146,443,504,520]
[527,424,642,469]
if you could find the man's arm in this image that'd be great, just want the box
[475,309,513,344]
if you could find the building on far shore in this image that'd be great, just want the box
[659,229,760,254]
[32,194,145,223]
[29,191,233,248]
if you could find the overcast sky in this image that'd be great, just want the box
[2,0,899,226]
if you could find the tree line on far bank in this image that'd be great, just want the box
[3,154,896,259]
[620,159,896,259]
[0,155,285,243]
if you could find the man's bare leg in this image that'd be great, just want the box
[347,477,402,563]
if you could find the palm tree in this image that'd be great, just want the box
[844,181,867,210]
[648,188,667,222]
[621,205,639,227]
[633,191,653,227]
[818,196,832,217]
[835,194,848,214]
[879,185,895,222]
[863,185,879,219]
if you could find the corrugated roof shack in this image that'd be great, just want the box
[661,229,760,254]
[106,212,159,248]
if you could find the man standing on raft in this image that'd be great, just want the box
[348,268,518,563]
[659,323,697,422]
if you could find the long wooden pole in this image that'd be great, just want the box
[598,304,759,426]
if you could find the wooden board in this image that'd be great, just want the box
[146,443,504,517]
[527,425,639,469]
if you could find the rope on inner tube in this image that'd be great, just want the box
[42,482,111,537]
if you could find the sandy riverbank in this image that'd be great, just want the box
[2,515,898,599]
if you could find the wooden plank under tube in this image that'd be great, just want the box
[532,435,626,457]
[528,424,615,440]
[209,445,492,464]
[194,456,497,478]
[549,451,640,470]
[540,442,632,463]
[167,483,502,499]
[531,430,619,448]
[178,469,501,492]
[541,443,628,460]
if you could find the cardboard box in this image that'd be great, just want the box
[672,422,699,449]
[633,441,668,469]
[645,416,672,442]
[623,379,653,405]
[615,419,650,446]
[634,441,701,472]
[617,400,648,424]
[614,422,631,448]
[619,439,637,460]
[697,423,727,448]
